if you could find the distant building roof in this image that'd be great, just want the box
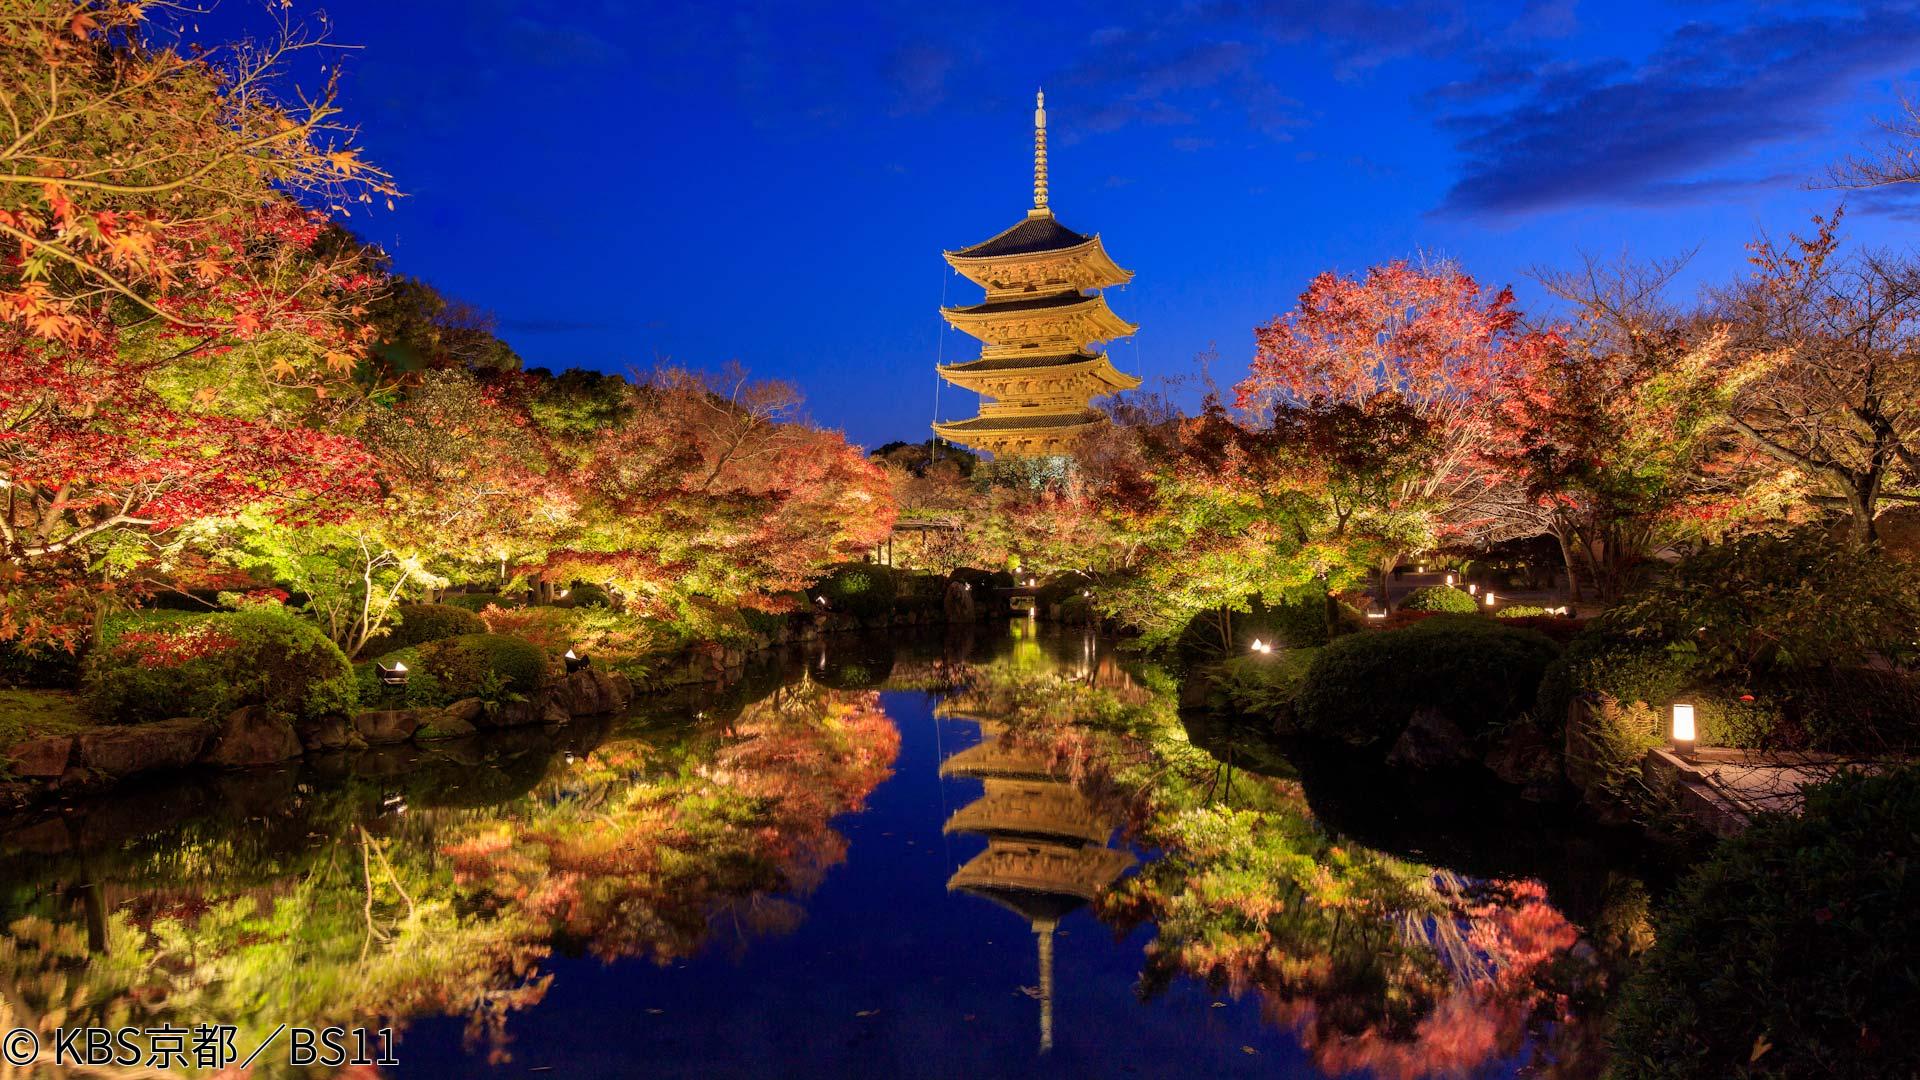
[951,215,1094,259]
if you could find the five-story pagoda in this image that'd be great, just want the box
[933,91,1140,459]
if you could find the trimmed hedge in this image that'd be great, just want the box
[809,562,898,620]
[418,633,547,700]
[85,608,356,723]
[1606,766,1920,1079]
[370,603,485,652]
[1295,615,1561,746]
[1399,585,1480,614]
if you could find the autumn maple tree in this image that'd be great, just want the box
[0,1,393,645]
[1235,262,1554,598]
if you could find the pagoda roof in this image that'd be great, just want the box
[939,738,1061,780]
[950,213,1093,259]
[933,411,1104,434]
[940,350,1102,373]
[944,780,1114,845]
[948,839,1135,903]
[945,291,1091,318]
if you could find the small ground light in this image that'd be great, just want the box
[1249,638,1272,654]
[1467,583,1478,595]
[377,661,409,686]
[1445,573,1455,586]
[1365,609,1387,619]
[1484,592,1497,607]
[564,649,591,673]
[1671,702,1696,760]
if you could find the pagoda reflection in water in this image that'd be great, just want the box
[938,698,1133,1053]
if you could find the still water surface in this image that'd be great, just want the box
[0,624,1643,1078]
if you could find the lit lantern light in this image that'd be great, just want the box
[557,588,570,600]
[563,750,576,766]
[1249,639,1273,654]
[1484,592,1497,608]
[564,648,591,674]
[1365,609,1388,620]
[1445,573,1455,586]
[1468,583,1479,596]
[377,661,409,687]
[1671,702,1697,760]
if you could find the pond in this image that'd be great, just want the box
[0,622,1650,1078]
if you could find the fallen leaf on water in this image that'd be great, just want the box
[1751,1035,1772,1062]
[1210,1001,1227,1009]
[856,1010,879,1018]
[1242,1046,1258,1055]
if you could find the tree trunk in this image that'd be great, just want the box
[1554,530,1582,604]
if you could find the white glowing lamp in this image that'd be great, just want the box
[1445,573,1455,586]
[1249,639,1272,654]
[1484,592,1497,607]
[1671,702,1696,759]
[1468,583,1479,596]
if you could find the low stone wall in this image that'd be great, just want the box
[0,667,634,813]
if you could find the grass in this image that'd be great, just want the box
[0,689,93,746]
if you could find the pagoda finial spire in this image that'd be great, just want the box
[1031,88,1050,217]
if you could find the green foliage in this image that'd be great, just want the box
[0,689,90,746]
[84,608,356,724]
[1210,649,1320,727]
[445,591,517,612]
[1604,527,1920,682]
[1607,767,1920,1079]
[370,603,485,652]
[808,562,898,621]
[1495,604,1552,618]
[1295,615,1561,745]
[560,582,612,608]
[1400,585,1480,614]
[353,647,450,709]
[417,634,546,701]
[0,640,82,689]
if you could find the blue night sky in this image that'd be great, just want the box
[201,1,1920,447]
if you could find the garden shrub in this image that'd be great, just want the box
[1494,614,1588,645]
[85,608,356,724]
[445,591,518,613]
[1495,604,1551,618]
[894,572,948,617]
[1606,766,1920,1079]
[561,582,612,608]
[368,603,485,652]
[1211,649,1320,728]
[809,562,898,620]
[1535,632,1786,749]
[417,633,547,701]
[1295,615,1561,746]
[1604,526,1920,682]
[354,646,450,709]
[0,641,82,689]
[1399,585,1480,614]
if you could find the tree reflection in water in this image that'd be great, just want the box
[0,627,1623,1078]
[942,638,1599,1079]
[0,675,898,1072]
